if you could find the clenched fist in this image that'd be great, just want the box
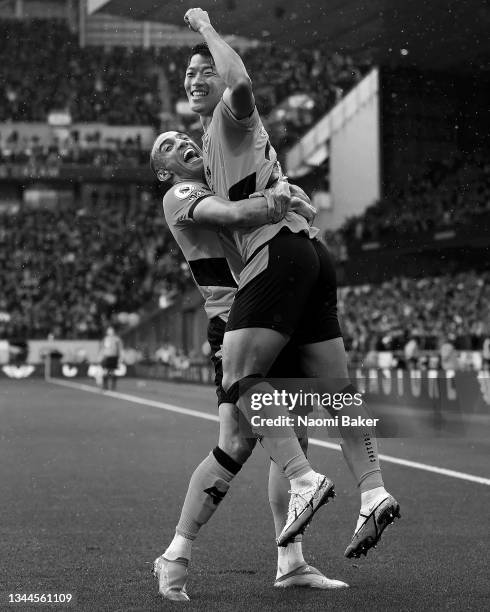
[184,8,212,32]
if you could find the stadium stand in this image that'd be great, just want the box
[0,130,148,167]
[0,18,368,141]
[0,19,161,125]
[339,271,490,355]
[0,18,488,368]
[0,188,190,340]
[1,174,487,356]
[341,153,490,242]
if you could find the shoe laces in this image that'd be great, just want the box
[287,482,316,520]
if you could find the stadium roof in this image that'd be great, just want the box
[88,0,488,73]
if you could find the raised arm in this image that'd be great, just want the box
[185,8,255,119]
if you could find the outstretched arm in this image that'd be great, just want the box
[185,8,254,119]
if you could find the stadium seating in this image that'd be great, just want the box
[0,19,161,125]
[339,271,490,354]
[0,19,367,138]
[0,189,190,340]
[341,154,490,242]
[2,181,487,351]
[1,18,488,353]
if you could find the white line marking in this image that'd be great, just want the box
[47,377,220,423]
[47,377,490,487]
[307,437,490,486]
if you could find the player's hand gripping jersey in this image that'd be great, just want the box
[162,180,242,321]
[202,100,318,264]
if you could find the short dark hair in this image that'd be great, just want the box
[187,42,214,66]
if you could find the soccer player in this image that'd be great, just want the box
[150,131,348,599]
[98,326,123,390]
[184,6,399,559]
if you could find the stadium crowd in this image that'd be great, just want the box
[0,190,189,340]
[166,43,371,147]
[1,18,488,361]
[341,154,490,242]
[339,271,490,356]
[0,19,161,126]
[1,19,367,144]
[0,130,148,169]
[1,182,487,357]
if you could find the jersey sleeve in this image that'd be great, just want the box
[163,182,214,228]
[217,98,259,132]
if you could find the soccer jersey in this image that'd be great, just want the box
[202,99,314,264]
[162,180,243,320]
[100,335,123,357]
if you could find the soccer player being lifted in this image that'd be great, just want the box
[183,3,399,565]
[150,131,348,599]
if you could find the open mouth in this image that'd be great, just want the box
[191,90,208,99]
[183,147,199,162]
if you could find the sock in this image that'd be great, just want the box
[354,486,388,532]
[260,436,312,480]
[337,385,384,493]
[276,541,305,578]
[268,460,297,538]
[268,460,305,578]
[237,379,312,480]
[173,447,241,552]
[360,486,388,508]
[164,533,193,561]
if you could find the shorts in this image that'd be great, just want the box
[207,315,304,405]
[102,356,118,371]
[226,230,342,345]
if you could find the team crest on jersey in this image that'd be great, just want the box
[174,183,196,200]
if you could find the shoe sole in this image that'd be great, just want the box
[345,499,401,558]
[274,575,349,589]
[277,478,335,547]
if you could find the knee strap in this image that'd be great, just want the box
[219,373,264,405]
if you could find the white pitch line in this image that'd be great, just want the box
[47,377,490,487]
[47,376,220,423]
[308,438,490,486]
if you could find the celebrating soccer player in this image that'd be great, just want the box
[182,4,399,561]
[150,131,348,599]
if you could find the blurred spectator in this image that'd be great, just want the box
[440,336,458,371]
[155,342,177,365]
[404,337,420,369]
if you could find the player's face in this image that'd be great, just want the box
[153,131,204,180]
[184,54,226,117]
